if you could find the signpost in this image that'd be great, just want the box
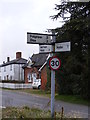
[55,42,71,52]
[27,31,71,118]
[39,45,53,53]
[27,32,53,44]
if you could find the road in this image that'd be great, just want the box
[1,89,89,118]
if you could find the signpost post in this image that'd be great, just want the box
[27,31,71,118]
[49,56,61,118]
[50,32,56,118]
[51,69,55,118]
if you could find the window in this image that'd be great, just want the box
[27,73,32,82]
[4,66,6,72]
[27,73,37,82]
[10,65,12,71]
[4,76,6,80]
[32,73,37,79]
[10,76,12,80]
[0,67,1,72]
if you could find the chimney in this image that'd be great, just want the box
[7,57,10,62]
[3,61,5,64]
[16,52,22,59]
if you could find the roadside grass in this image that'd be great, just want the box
[2,88,89,106]
[2,106,82,119]
[2,106,63,119]
[55,94,89,106]
[19,89,51,97]
[2,88,51,97]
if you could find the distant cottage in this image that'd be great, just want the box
[0,52,27,82]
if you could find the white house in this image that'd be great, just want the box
[0,52,27,82]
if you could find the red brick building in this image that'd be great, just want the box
[40,65,47,90]
[23,53,50,90]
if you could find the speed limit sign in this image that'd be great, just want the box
[49,56,61,70]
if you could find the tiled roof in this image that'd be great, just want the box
[23,53,48,68]
[31,53,48,67]
[0,58,27,67]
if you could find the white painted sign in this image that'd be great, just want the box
[55,42,71,52]
[39,45,53,53]
[49,56,61,70]
[27,32,52,44]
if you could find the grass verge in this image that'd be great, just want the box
[2,106,84,119]
[55,94,89,106]
[2,106,63,119]
[19,89,51,97]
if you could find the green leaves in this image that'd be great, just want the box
[52,1,89,99]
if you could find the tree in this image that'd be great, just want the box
[52,1,89,99]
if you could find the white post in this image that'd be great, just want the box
[51,69,55,118]
[51,31,56,118]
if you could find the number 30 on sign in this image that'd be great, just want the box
[49,56,61,70]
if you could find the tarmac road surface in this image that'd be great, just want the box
[1,89,89,118]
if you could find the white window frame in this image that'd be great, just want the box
[32,73,37,79]
[28,73,32,82]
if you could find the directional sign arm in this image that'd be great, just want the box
[27,32,54,45]
[55,42,71,52]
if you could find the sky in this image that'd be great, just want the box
[0,0,63,64]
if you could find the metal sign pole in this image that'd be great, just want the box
[51,31,56,118]
[51,69,55,118]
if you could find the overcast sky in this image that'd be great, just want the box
[0,0,63,64]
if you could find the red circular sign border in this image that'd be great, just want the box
[49,56,61,70]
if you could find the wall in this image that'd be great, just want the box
[41,65,47,90]
[0,83,32,89]
[14,64,24,81]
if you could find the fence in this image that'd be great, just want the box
[0,83,32,89]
